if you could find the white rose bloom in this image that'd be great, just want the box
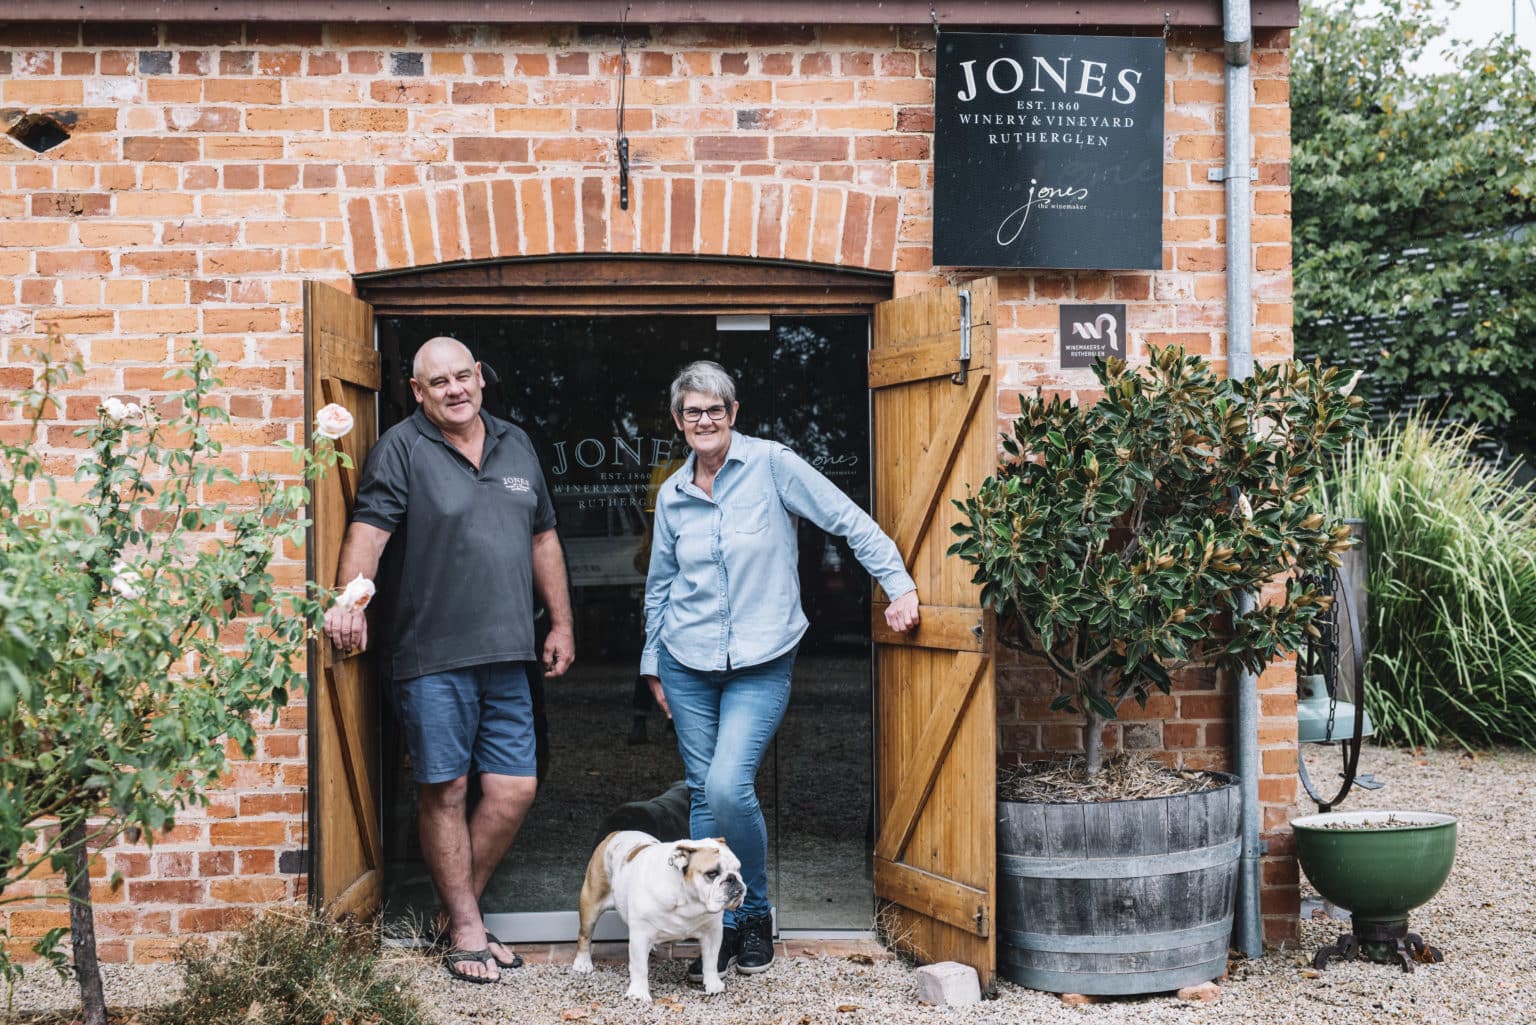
[336,574,375,613]
[110,562,144,600]
[101,397,131,425]
[124,402,144,421]
[315,403,355,440]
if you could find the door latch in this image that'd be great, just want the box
[951,287,972,385]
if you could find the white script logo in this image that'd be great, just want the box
[996,178,1091,246]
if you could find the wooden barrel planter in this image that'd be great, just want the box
[996,772,1241,995]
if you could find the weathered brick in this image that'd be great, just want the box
[127,880,204,904]
[453,137,530,163]
[774,135,849,161]
[122,137,200,162]
[203,78,281,104]
[209,821,286,846]
[208,877,287,903]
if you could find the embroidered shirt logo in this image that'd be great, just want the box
[503,476,531,493]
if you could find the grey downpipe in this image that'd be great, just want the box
[1222,0,1264,959]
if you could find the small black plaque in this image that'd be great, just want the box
[1059,304,1128,368]
[934,32,1165,270]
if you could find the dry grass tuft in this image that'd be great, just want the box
[142,905,427,1025]
[872,899,926,966]
[999,752,1226,803]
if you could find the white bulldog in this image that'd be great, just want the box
[570,830,746,1002]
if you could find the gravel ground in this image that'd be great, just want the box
[8,744,1531,1024]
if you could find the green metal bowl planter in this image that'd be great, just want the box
[1290,810,1458,971]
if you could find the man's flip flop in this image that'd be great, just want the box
[443,948,499,984]
[485,931,524,969]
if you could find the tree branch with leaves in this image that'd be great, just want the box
[950,347,1368,776]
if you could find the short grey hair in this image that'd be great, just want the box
[669,360,736,415]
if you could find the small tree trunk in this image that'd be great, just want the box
[65,822,107,1025]
[1084,709,1105,777]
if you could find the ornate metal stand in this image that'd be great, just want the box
[1313,919,1443,972]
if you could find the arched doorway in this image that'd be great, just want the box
[361,257,892,941]
[307,259,998,977]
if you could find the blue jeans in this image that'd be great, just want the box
[658,645,795,922]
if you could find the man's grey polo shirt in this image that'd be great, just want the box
[351,408,556,681]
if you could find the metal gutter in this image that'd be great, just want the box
[1221,0,1264,960]
[2,0,1300,27]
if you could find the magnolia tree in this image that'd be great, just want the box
[950,347,1370,777]
[0,341,358,1025]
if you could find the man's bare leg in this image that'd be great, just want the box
[418,776,496,981]
[469,773,537,965]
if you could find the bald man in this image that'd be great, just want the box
[323,336,573,983]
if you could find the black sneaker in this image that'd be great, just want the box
[686,925,737,982]
[735,912,774,974]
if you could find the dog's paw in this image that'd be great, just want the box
[570,953,593,974]
[624,985,652,1003]
[703,977,726,995]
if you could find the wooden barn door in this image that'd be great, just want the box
[304,281,384,918]
[869,278,998,984]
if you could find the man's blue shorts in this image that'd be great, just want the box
[392,661,538,784]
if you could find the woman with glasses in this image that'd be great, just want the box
[638,360,920,983]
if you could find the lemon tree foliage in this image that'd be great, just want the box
[1292,0,1536,454]
[950,348,1368,775]
[0,343,344,1024]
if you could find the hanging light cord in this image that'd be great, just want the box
[616,3,632,210]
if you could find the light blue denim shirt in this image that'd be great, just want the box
[640,432,916,677]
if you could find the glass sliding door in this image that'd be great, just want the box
[375,314,873,936]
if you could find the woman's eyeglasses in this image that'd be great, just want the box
[680,405,730,423]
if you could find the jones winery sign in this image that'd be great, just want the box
[933,32,1165,269]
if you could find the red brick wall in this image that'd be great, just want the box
[0,20,1298,958]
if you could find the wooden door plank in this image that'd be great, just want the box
[871,604,989,651]
[868,337,970,388]
[874,651,987,862]
[328,869,382,922]
[874,858,990,938]
[318,334,383,389]
[324,664,384,871]
[320,377,361,508]
[889,371,990,567]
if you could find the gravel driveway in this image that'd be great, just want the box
[9,744,1530,1024]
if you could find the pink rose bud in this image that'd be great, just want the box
[316,403,355,440]
[336,574,375,613]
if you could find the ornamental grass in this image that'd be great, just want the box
[1325,412,1536,749]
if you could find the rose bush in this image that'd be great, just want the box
[0,339,351,1025]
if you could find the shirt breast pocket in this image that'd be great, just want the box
[728,490,773,534]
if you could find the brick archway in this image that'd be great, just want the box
[343,174,901,276]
